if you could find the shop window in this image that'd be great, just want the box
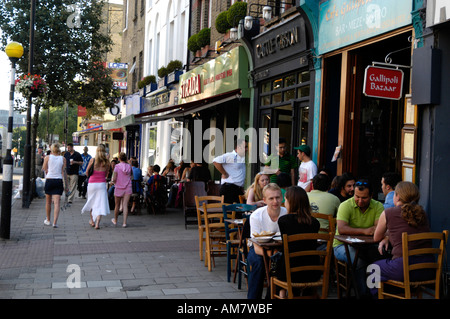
[273,92,282,104]
[299,71,310,83]
[299,106,309,145]
[261,82,271,93]
[261,95,271,106]
[284,74,296,87]
[298,85,310,98]
[284,89,295,102]
[273,78,283,91]
[260,70,311,107]
[148,126,157,166]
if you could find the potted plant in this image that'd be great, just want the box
[166,60,184,84]
[227,1,247,27]
[157,66,169,88]
[216,11,231,35]
[188,33,201,57]
[15,73,48,99]
[138,75,157,94]
[197,28,211,55]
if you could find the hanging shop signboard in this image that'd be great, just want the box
[363,66,404,100]
[178,46,249,104]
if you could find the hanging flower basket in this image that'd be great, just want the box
[15,73,48,99]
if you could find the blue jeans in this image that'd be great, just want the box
[247,246,265,299]
[334,244,373,296]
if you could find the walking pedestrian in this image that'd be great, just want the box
[42,143,68,228]
[111,152,132,228]
[64,143,83,203]
[81,145,110,229]
[78,146,92,199]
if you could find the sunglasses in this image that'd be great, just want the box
[355,181,369,186]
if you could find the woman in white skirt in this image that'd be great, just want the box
[81,144,110,229]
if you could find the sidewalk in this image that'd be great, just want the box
[0,192,248,299]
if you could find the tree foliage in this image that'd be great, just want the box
[0,0,118,111]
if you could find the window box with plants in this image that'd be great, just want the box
[166,60,183,84]
[138,75,157,95]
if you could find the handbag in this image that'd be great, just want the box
[87,159,95,177]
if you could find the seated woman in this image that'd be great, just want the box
[370,181,434,296]
[276,186,321,297]
[244,173,269,207]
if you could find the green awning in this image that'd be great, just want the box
[102,114,135,130]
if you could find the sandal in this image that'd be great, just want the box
[111,218,117,226]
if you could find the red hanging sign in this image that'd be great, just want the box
[363,66,404,100]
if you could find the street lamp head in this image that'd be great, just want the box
[230,27,238,41]
[5,41,24,61]
[244,16,253,31]
[262,6,272,21]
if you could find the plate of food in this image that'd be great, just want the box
[252,230,276,237]
[255,236,273,243]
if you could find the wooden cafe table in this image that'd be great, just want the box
[334,235,378,299]
[249,236,282,298]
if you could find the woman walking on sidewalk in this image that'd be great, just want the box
[42,143,68,228]
[81,144,110,229]
[111,152,132,228]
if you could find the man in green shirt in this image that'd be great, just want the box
[333,179,384,296]
[308,173,340,233]
[264,138,297,185]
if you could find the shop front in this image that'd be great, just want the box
[317,0,418,200]
[250,12,315,176]
[175,46,250,180]
[135,83,184,170]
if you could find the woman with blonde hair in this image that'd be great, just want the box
[81,144,110,229]
[245,173,269,207]
[371,181,433,296]
[42,143,68,228]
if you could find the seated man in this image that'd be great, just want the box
[308,173,340,234]
[146,165,167,212]
[247,183,287,299]
[333,179,384,296]
[381,172,401,209]
[329,172,356,202]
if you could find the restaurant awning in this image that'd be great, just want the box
[75,125,103,136]
[134,89,242,124]
[102,114,136,130]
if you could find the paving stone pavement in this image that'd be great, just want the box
[0,195,249,299]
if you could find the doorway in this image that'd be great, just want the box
[321,31,412,199]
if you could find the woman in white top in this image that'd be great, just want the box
[42,143,68,228]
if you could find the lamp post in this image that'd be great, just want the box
[1,41,23,239]
[22,0,36,208]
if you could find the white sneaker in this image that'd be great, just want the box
[44,219,51,226]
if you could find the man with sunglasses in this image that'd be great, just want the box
[333,179,384,297]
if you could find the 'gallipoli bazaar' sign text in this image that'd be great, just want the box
[363,66,404,100]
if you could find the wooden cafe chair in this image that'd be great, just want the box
[222,203,256,282]
[271,232,334,299]
[378,230,448,299]
[182,181,206,229]
[195,195,224,262]
[202,201,228,271]
[311,212,336,234]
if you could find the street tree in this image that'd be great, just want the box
[0,0,118,189]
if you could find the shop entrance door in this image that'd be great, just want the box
[348,33,410,199]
